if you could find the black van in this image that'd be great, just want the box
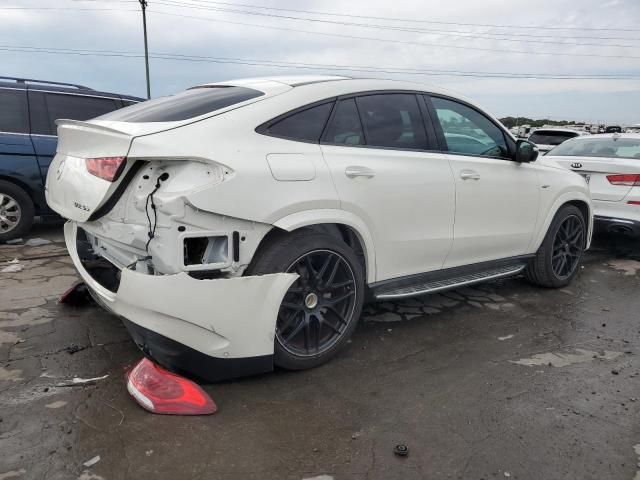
[0,76,142,241]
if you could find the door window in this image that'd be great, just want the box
[431,97,508,158]
[31,93,121,135]
[0,89,29,134]
[264,102,334,142]
[356,94,428,149]
[322,98,365,146]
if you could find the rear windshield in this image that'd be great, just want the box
[96,86,263,123]
[548,137,640,159]
[528,131,577,146]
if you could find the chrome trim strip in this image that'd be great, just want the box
[376,265,525,300]
[28,89,122,100]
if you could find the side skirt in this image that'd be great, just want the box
[370,255,533,301]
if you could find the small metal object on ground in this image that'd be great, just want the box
[394,444,409,457]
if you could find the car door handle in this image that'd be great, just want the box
[345,166,375,178]
[460,170,480,180]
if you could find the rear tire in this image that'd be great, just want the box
[525,205,586,288]
[0,181,34,243]
[246,229,365,370]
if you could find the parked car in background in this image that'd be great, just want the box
[0,76,142,241]
[528,127,586,155]
[45,76,593,381]
[547,133,640,236]
[605,125,622,134]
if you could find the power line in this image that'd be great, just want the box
[157,0,640,33]
[147,10,640,60]
[0,44,638,80]
[152,0,640,48]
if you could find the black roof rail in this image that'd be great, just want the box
[0,76,93,90]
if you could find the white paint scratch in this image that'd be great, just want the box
[498,334,515,341]
[45,400,68,409]
[511,349,622,367]
[303,476,334,480]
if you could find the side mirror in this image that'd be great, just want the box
[515,139,539,163]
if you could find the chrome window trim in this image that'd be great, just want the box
[0,131,30,136]
[29,89,122,101]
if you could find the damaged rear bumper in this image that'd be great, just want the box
[64,222,297,382]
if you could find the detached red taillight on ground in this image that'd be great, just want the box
[86,156,127,182]
[126,357,217,415]
[607,174,640,186]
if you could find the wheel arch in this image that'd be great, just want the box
[531,194,593,252]
[0,174,41,212]
[269,209,376,283]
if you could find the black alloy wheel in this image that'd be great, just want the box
[551,214,584,279]
[277,249,357,357]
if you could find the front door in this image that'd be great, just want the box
[427,95,540,268]
[320,94,455,282]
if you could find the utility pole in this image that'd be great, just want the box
[139,0,151,99]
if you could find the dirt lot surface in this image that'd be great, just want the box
[1,225,639,480]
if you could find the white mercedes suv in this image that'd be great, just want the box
[46,76,593,381]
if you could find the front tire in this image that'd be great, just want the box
[525,205,586,288]
[247,229,365,370]
[0,181,34,243]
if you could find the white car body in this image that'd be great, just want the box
[528,128,587,155]
[45,76,593,380]
[546,133,640,236]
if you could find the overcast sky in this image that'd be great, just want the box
[2,0,640,124]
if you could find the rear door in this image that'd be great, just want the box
[28,90,122,188]
[0,87,38,191]
[426,95,540,268]
[320,93,455,281]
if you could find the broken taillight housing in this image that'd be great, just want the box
[86,156,127,182]
[126,357,217,415]
[607,174,640,186]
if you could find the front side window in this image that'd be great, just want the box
[264,102,334,142]
[0,89,29,134]
[431,97,508,158]
[97,86,263,123]
[549,137,640,159]
[322,98,364,146]
[355,94,427,149]
[528,131,577,146]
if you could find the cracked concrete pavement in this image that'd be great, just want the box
[0,226,638,480]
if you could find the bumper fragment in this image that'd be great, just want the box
[64,222,297,380]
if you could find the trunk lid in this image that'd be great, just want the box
[548,155,640,201]
[45,120,138,222]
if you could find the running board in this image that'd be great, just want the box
[375,264,526,300]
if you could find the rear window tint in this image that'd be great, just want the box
[549,137,640,159]
[264,102,334,142]
[0,89,29,134]
[97,86,263,123]
[528,131,577,146]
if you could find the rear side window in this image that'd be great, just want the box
[431,97,508,158]
[322,98,365,146]
[264,102,333,142]
[0,89,29,134]
[30,92,121,135]
[97,86,263,123]
[355,94,428,149]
